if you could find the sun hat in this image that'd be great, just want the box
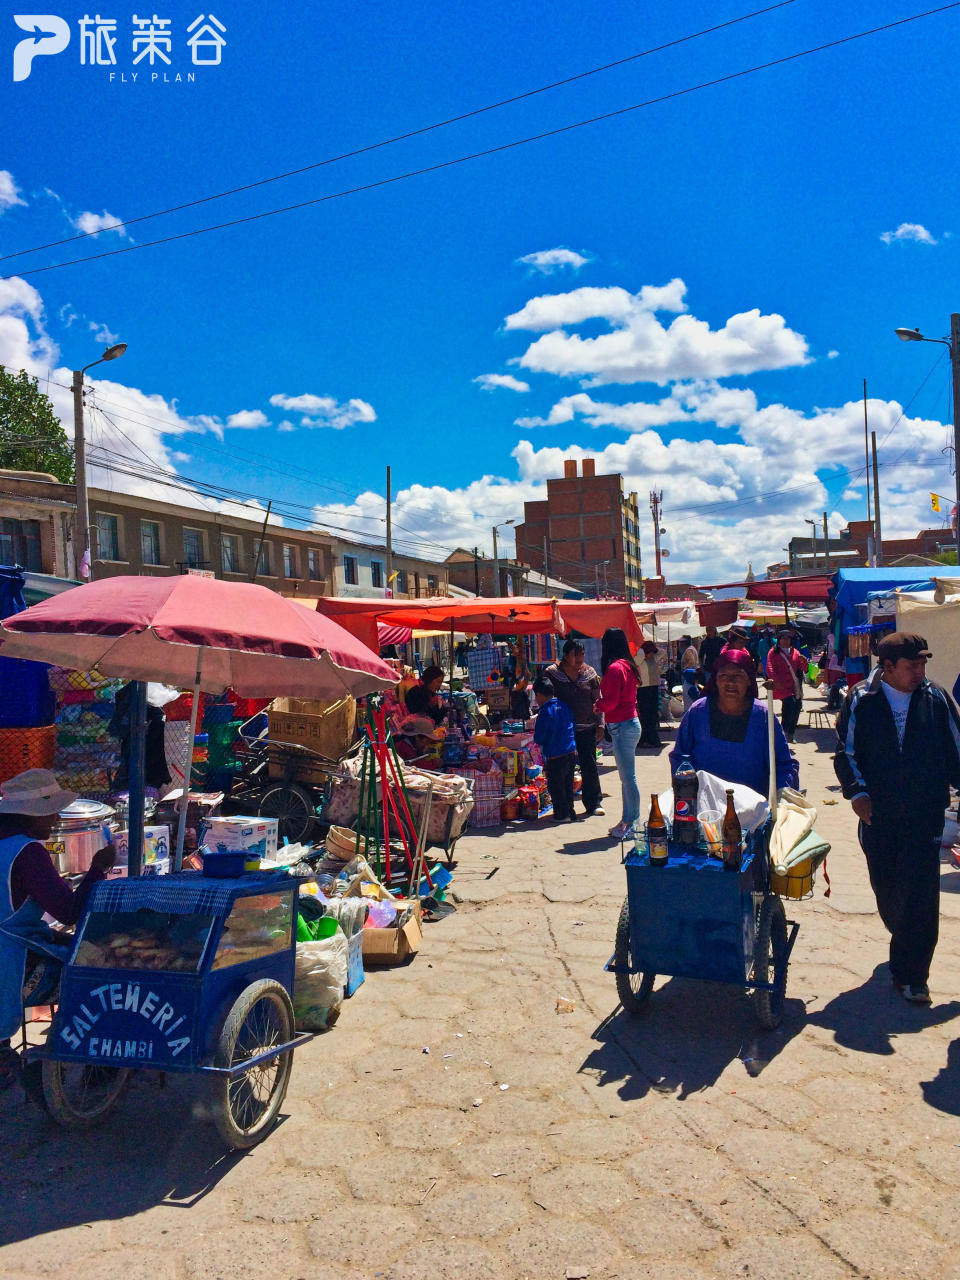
[876,632,932,663]
[0,769,77,817]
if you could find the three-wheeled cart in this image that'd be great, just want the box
[606,823,799,1029]
[32,869,311,1147]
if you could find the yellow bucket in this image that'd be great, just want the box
[770,855,814,900]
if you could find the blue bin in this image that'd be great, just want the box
[345,930,364,997]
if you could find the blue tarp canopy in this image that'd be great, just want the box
[832,567,960,623]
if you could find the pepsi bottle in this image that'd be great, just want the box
[672,756,700,847]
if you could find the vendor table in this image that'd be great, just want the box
[606,824,799,1029]
[33,869,310,1147]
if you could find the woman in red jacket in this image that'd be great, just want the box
[766,628,808,743]
[595,628,642,839]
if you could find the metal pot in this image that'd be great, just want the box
[45,799,116,874]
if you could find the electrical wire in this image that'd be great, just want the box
[0,1,797,264]
[7,2,959,281]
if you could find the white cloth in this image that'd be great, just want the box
[880,680,912,746]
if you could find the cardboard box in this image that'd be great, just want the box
[199,815,278,858]
[268,696,356,778]
[361,899,422,966]
[484,687,511,712]
[113,825,171,867]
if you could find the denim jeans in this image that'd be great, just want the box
[608,718,642,828]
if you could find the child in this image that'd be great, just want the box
[533,675,577,822]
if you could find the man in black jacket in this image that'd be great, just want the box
[834,632,960,1004]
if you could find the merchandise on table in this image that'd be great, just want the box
[49,667,124,799]
[199,815,279,860]
[73,907,212,972]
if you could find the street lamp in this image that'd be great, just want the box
[72,341,127,577]
[491,518,515,597]
[595,557,613,598]
[895,315,960,562]
[804,517,818,570]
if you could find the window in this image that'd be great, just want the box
[427,574,438,594]
[343,554,358,585]
[308,548,322,581]
[140,520,161,566]
[0,518,42,571]
[256,541,272,575]
[395,569,408,594]
[95,512,120,562]
[283,544,297,578]
[370,560,384,589]
[182,528,204,568]
[221,532,241,574]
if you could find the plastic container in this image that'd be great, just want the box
[770,856,815,900]
[201,849,247,878]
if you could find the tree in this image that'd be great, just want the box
[0,365,74,483]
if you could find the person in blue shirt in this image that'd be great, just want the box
[533,676,577,822]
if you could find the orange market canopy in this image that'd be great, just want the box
[556,600,645,651]
[314,596,564,653]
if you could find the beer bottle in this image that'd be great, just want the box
[647,793,669,867]
[672,756,700,846]
[721,788,742,871]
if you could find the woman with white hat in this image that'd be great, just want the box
[0,769,115,1089]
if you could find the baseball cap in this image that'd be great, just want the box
[876,631,932,663]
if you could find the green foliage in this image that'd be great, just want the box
[0,365,74,484]
[934,549,958,565]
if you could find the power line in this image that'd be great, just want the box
[7,3,958,282]
[0,1,797,265]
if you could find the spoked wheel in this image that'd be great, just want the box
[614,895,655,1015]
[259,782,316,844]
[40,1060,129,1128]
[752,895,788,1030]
[210,979,295,1149]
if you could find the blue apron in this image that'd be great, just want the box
[0,835,72,1040]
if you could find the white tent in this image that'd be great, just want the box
[633,600,706,642]
[895,577,960,706]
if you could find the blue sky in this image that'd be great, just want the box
[2,0,960,586]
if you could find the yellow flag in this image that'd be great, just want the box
[931,493,941,513]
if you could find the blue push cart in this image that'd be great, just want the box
[32,869,311,1147]
[606,824,799,1029]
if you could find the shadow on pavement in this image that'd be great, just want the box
[806,963,960,1059]
[921,1037,960,1115]
[580,979,805,1101]
[0,1073,250,1246]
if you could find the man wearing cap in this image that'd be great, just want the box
[0,769,115,1087]
[834,633,960,1004]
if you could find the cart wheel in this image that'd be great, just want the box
[258,782,316,845]
[40,1060,129,1129]
[209,979,295,1149]
[614,895,655,1015]
[752,895,788,1030]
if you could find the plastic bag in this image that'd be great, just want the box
[769,787,817,868]
[293,932,348,1031]
[658,770,770,834]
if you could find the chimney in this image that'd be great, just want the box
[582,458,596,478]
[563,459,578,479]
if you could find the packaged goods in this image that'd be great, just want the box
[199,816,278,859]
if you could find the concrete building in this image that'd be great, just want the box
[444,548,528,598]
[326,536,449,599]
[787,520,955,572]
[0,468,75,578]
[514,459,643,600]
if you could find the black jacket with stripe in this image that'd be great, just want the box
[833,668,960,831]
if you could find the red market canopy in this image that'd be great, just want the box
[556,600,645,651]
[315,596,564,653]
[704,574,833,604]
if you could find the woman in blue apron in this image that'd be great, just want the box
[0,769,115,1089]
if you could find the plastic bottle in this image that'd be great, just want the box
[672,756,700,847]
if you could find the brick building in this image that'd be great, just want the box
[788,519,955,572]
[0,468,75,578]
[514,459,643,600]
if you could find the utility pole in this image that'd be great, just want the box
[649,490,663,578]
[473,546,481,596]
[542,536,549,594]
[249,500,273,582]
[951,313,960,563]
[822,511,830,570]
[871,431,883,566]
[72,369,88,579]
[385,465,393,586]
[862,379,872,536]
[594,563,600,599]
[491,526,500,597]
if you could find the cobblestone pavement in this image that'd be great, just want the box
[1,695,959,1279]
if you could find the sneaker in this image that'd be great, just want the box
[897,982,932,1005]
[585,805,605,817]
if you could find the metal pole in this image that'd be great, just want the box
[174,653,203,871]
[950,314,960,563]
[71,369,89,579]
[249,500,272,582]
[491,525,499,598]
[822,512,830,570]
[127,681,147,877]
[871,430,883,566]
[862,378,872,535]
[542,536,548,593]
[385,465,393,585]
[595,563,600,599]
[473,546,481,595]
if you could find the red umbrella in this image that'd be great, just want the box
[0,576,398,868]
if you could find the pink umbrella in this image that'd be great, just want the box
[0,575,398,865]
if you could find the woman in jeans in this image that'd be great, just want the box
[595,627,642,839]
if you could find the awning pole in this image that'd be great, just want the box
[174,652,203,872]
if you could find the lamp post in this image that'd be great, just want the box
[72,342,127,577]
[491,519,514,597]
[895,316,960,562]
[804,517,818,570]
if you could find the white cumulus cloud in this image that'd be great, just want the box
[517,247,591,274]
[72,209,129,238]
[880,222,937,246]
[88,319,119,345]
[268,392,376,430]
[473,373,530,393]
[226,409,269,429]
[0,170,25,213]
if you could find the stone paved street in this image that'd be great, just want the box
[2,696,959,1279]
